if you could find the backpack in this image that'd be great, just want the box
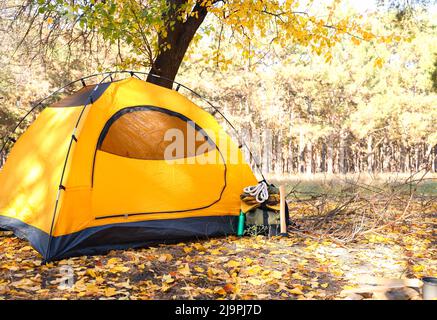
[244,203,290,236]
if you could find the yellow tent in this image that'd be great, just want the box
[0,76,257,261]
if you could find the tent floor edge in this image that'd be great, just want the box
[0,215,239,261]
[0,215,49,261]
[50,215,239,260]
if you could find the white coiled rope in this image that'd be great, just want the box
[243,181,269,203]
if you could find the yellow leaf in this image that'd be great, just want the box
[362,31,374,41]
[178,263,191,276]
[194,266,204,273]
[373,58,384,69]
[207,267,221,277]
[289,287,304,295]
[95,276,105,284]
[304,292,315,299]
[104,287,117,297]
[161,283,172,292]
[2,265,19,271]
[271,270,283,279]
[246,265,262,275]
[351,37,361,46]
[331,269,344,277]
[412,265,424,273]
[85,283,99,295]
[115,281,132,289]
[162,274,175,284]
[86,269,97,278]
[158,253,173,262]
[291,272,305,280]
[225,260,241,268]
[106,258,120,265]
[247,278,263,286]
[193,243,207,251]
[109,266,130,273]
[183,247,193,254]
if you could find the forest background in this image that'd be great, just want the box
[0,1,436,177]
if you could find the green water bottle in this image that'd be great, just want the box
[237,210,245,236]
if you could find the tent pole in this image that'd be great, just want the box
[44,74,114,262]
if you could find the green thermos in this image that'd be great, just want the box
[237,210,245,236]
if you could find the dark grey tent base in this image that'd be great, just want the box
[0,215,239,262]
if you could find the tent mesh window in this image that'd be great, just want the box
[99,109,213,160]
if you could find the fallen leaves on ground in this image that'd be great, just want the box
[0,210,435,300]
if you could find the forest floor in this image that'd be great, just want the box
[0,177,436,300]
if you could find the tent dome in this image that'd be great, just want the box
[0,77,257,261]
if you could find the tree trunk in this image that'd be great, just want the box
[405,146,411,172]
[262,129,272,175]
[327,138,334,174]
[400,144,405,172]
[288,138,294,173]
[321,142,327,173]
[147,1,208,88]
[315,143,322,173]
[339,130,347,174]
[299,127,305,173]
[275,133,282,174]
[425,143,433,171]
[415,145,419,171]
[431,146,437,172]
[306,141,313,175]
[367,136,374,174]
[354,149,359,173]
